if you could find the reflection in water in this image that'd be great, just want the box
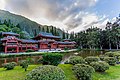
[0,50,107,67]
[78,50,105,58]
[0,56,42,67]
[61,50,107,64]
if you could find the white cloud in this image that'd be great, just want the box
[0,0,109,33]
[68,12,108,33]
[0,0,5,10]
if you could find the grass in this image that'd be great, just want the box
[0,65,40,80]
[58,64,77,80]
[93,65,120,80]
[1,64,120,80]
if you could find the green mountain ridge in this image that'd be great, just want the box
[0,10,63,37]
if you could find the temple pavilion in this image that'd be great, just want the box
[0,32,76,53]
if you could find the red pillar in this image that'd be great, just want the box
[5,46,7,53]
[17,47,19,53]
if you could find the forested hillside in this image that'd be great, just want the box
[0,10,65,38]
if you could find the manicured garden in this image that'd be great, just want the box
[1,64,120,80]
[1,51,120,80]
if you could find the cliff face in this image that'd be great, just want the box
[0,10,63,37]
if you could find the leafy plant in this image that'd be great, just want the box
[26,65,65,80]
[105,52,114,57]
[2,62,17,70]
[104,57,117,66]
[90,61,109,72]
[85,56,100,64]
[65,56,85,65]
[42,53,63,66]
[72,64,94,80]
[19,60,29,71]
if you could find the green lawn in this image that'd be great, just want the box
[1,64,120,80]
[0,65,40,80]
[93,65,120,80]
[58,64,77,80]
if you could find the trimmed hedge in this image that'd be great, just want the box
[42,53,63,66]
[104,57,117,66]
[85,56,100,64]
[72,64,94,80]
[65,56,85,65]
[99,55,105,61]
[2,62,17,70]
[26,65,65,80]
[90,61,109,72]
[105,52,114,57]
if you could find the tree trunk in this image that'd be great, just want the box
[89,46,91,49]
[100,46,103,50]
[117,44,119,50]
[80,46,83,49]
[109,43,111,50]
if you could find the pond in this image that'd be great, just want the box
[0,50,107,67]
[61,50,107,63]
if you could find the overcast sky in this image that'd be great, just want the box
[0,0,120,33]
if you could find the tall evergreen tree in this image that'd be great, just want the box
[42,27,45,32]
[39,26,41,32]
[46,26,49,33]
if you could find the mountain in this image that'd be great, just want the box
[0,10,64,37]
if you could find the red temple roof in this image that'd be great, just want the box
[33,32,61,40]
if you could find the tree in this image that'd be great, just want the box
[12,27,21,33]
[46,26,49,33]
[39,26,41,32]
[42,27,45,32]
[62,30,66,39]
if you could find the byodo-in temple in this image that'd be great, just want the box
[0,32,76,53]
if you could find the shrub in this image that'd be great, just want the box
[72,64,94,80]
[42,53,63,66]
[37,58,43,64]
[90,62,109,72]
[64,47,69,50]
[105,52,114,57]
[2,62,17,70]
[19,60,28,68]
[99,55,105,61]
[114,53,120,64]
[26,65,65,80]
[85,56,100,64]
[104,57,117,66]
[65,56,85,65]
[19,60,29,71]
[25,49,34,52]
[11,62,17,66]
[26,58,35,64]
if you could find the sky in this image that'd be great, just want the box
[0,0,120,33]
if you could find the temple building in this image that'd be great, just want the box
[0,32,76,53]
